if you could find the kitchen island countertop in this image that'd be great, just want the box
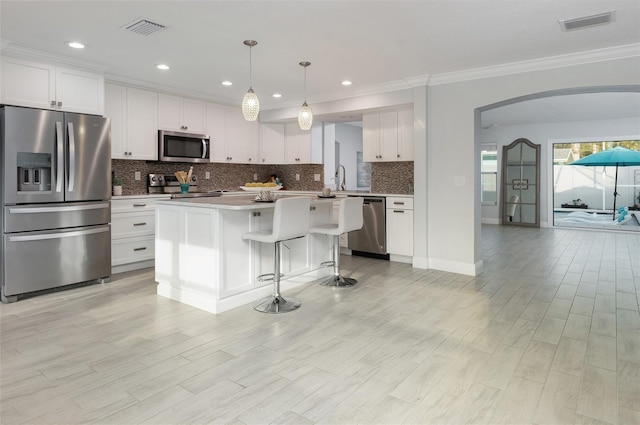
[156,193,336,210]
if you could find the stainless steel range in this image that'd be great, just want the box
[148,174,221,199]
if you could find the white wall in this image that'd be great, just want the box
[323,124,336,187]
[335,123,365,191]
[262,52,640,276]
[479,117,640,226]
[427,56,640,275]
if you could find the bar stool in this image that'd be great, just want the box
[309,196,363,287]
[242,197,311,313]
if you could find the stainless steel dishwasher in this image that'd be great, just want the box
[348,196,389,259]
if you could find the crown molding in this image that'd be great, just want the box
[0,43,108,72]
[429,43,640,86]
[104,74,237,107]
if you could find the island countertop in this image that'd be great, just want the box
[156,193,336,210]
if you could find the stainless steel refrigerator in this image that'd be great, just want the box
[1,106,111,302]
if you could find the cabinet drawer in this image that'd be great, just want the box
[386,196,413,210]
[111,235,155,265]
[111,197,168,212]
[112,211,155,238]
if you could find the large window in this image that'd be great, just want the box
[553,140,640,232]
[481,143,497,205]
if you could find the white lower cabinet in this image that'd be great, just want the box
[386,196,414,260]
[111,196,169,273]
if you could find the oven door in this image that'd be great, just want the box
[158,130,210,163]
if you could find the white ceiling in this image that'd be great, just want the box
[1,0,639,117]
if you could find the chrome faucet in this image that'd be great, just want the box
[335,164,346,191]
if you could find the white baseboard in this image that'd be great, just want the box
[390,254,413,264]
[428,258,482,276]
[482,218,500,225]
[157,268,330,314]
[112,260,154,275]
[412,256,429,269]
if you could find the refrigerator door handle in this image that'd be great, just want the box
[202,138,208,159]
[8,203,110,214]
[67,122,76,192]
[55,121,64,193]
[8,226,110,242]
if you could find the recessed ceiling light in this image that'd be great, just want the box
[221,81,233,86]
[67,41,85,49]
[156,64,170,70]
[272,93,282,98]
[341,80,352,86]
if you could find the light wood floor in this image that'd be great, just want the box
[1,225,639,425]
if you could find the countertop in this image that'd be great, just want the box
[113,190,413,199]
[156,193,336,210]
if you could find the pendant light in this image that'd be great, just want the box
[298,61,313,130]
[241,40,259,121]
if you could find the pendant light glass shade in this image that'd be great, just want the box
[242,40,259,121]
[298,61,312,130]
[242,88,259,121]
[298,102,313,130]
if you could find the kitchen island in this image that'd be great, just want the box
[154,194,335,313]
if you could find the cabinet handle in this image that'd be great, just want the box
[262,159,266,162]
[393,210,405,213]
[50,100,56,107]
[393,202,405,205]
[133,247,147,251]
[397,154,400,158]
[57,101,62,107]
[253,212,261,217]
[133,222,147,226]
[248,158,252,161]
[310,206,316,211]
[133,203,147,207]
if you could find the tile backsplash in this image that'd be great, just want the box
[112,160,414,195]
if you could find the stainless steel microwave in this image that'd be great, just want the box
[158,130,210,163]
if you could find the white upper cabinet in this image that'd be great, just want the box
[227,109,258,164]
[105,83,158,160]
[207,104,258,164]
[1,57,104,115]
[206,103,228,162]
[105,84,127,158]
[284,122,312,164]
[379,111,399,161]
[362,109,414,162]
[158,94,206,133]
[260,123,285,164]
[362,113,380,162]
[397,109,414,161]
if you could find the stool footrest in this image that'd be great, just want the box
[257,273,284,282]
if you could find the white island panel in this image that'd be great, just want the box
[155,195,333,313]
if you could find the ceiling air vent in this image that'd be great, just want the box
[122,18,166,36]
[559,11,615,31]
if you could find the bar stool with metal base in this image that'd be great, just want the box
[242,196,311,313]
[309,196,363,287]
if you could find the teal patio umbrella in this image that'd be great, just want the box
[570,146,640,220]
